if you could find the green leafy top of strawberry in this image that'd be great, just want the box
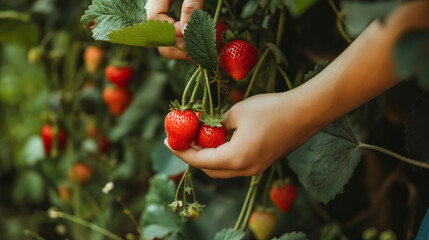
[169,99,199,112]
[200,112,224,127]
[221,30,254,45]
[271,178,292,188]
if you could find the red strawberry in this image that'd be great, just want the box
[219,40,258,80]
[98,136,111,153]
[249,209,277,240]
[103,86,133,116]
[231,89,245,104]
[68,163,93,184]
[216,22,229,49]
[196,124,226,148]
[84,46,103,73]
[165,109,200,151]
[269,179,297,213]
[41,123,67,155]
[105,64,134,88]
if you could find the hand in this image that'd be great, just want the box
[165,91,322,178]
[146,0,204,59]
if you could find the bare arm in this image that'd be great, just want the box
[166,0,429,178]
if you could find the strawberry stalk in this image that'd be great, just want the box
[276,66,292,90]
[182,67,202,106]
[203,69,214,115]
[274,161,284,179]
[213,0,223,24]
[244,48,270,99]
[234,173,263,231]
[190,71,203,103]
[261,166,276,207]
[241,174,263,231]
[222,0,238,31]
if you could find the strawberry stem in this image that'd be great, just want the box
[174,45,186,53]
[190,71,203,103]
[204,70,214,115]
[188,171,197,202]
[234,173,263,231]
[116,197,142,234]
[275,161,283,180]
[262,166,276,207]
[276,66,292,90]
[182,67,201,106]
[213,0,223,24]
[244,48,270,99]
[223,0,238,31]
[202,82,208,112]
[241,173,263,231]
[276,10,287,46]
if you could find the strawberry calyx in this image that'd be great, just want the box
[254,205,276,213]
[271,178,292,188]
[199,112,224,127]
[108,59,132,68]
[221,30,254,45]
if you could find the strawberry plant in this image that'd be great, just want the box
[0,0,429,240]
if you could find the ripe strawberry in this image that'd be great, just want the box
[41,123,67,155]
[231,89,245,103]
[103,86,133,116]
[196,124,226,148]
[68,163,93,184]
[249,209,277,240]
[84,46,103,73]
[269,179,297,213]
[105,64,134,88]
[216,22,229,49]
[219,40,258,80]
[165,109,200,150]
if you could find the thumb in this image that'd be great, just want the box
[180,0,204,35]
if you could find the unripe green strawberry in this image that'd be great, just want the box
[187,202,204,219]
[28,47,44,63]
[84,46,103,73]
[249,209,277,240]
[219,40,258,80]
[269,179,297,213]
[165,110,200,150]
[196,124,226,148]
[105,64,134,88]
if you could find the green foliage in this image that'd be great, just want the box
[266,43,288,65]
[214,228,245,240]
[109,20,176,47]
[18,136,45,167]
[141,204,185,240]
[81,0,147,41]
[303,61,329,83]
[145,175,176,206]
[12,170,45,204]
[405,95,429,163]
[274,231,309,240]
[285,0,319,18]
[288,116,364,204]
[393,30,429,90]
[342,0,401,37]
[184,10,218,70]
[151,140,188,176]
[0,18,39,47]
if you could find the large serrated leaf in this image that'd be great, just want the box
[214,228,244,240]
[145,174,176,206]
[81,0,147,41]
[285,0,319,18]
[184,10,218,70]
[108,20,176,47]
[140,204,185,240]
[288,116,364,204]
[405,95,429,163]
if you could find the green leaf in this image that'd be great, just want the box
[184,10,218,70]
[303,61,329,83]
[240,0,260,19]
[274,231,309,240]
[81,0,147,41]
[288,116,364,204]
[405,95,429,163]
[214,229,244,240]
[108,20,176,47]
[145,174,176,206]
[0,19,39,47]
[393,30,429,87]
[12,170,45,204]
[141,204,185,240]
[342,0,401,37]
[19,136,45,167]
[266,43,288,65]
[285,0,319,18]
[151,140,188,176]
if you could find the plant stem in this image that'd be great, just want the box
[262,166,276,207]
[117,197,142,235]
[217,80,221,113]
[223,0,238,31]
[57,211,124,240]
[182,68,201,106]
[234,176,257,231]
[204,70,214,115]
[276,66,292,90]
[274,161,283,179]
[22,230,47,240]
[244,48,270,99]
[359,143,429,170]
[202,83,208,112]
[241,174,263,231]
[174,46,186,53]
[328,0,352,44]
[188,171,197,202]
[190,71,203,103]
[175,166,189,201]
[276,10,286,46]
[213,0,223,24]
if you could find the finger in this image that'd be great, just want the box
[180,0,205,35]
[147,0,182,36]
[200,168,260,179]
[165,138,237,170]
[158,37,189,59]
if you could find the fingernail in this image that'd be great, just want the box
[164,138,169,147]
[182,23,187,35]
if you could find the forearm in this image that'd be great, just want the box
[296,0,429,130]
